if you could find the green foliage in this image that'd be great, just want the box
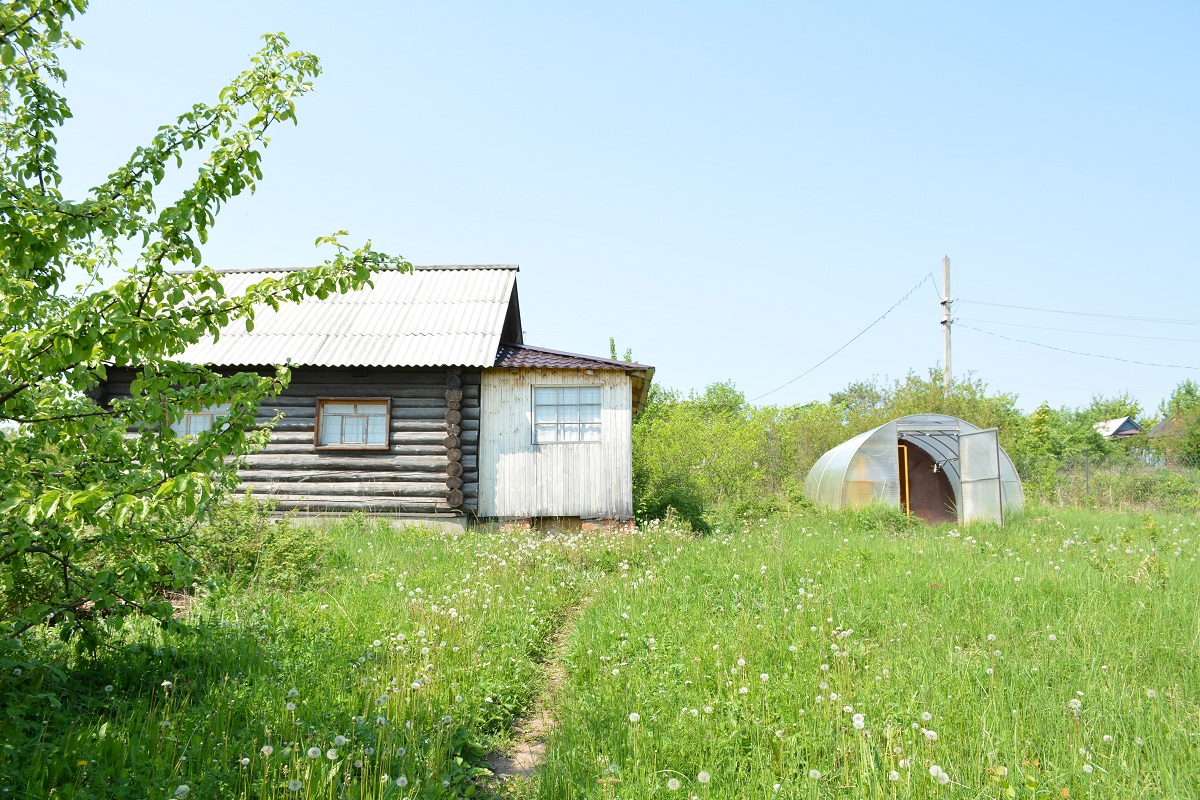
[633,371,1025,528]
[1153,379,1200,465]
[0,2,408,647]
[608,336,633,363]
[633,371,1198,523]
[190,494,332,589]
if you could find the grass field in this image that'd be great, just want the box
[3,508,1198,799]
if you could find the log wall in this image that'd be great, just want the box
[104,366,480,516]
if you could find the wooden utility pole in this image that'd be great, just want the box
[941,256,952,390]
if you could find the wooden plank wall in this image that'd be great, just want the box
[104,366,480,516]
[478,367,633,519]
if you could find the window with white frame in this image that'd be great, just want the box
[533,386,601,443]
[316,399,390,449]
[170,405,230,438]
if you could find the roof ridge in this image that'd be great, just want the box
[168,264,518,275]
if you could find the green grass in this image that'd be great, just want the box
[539,508,1200,798]
[1,516,670,799]
[4,508,1199,799]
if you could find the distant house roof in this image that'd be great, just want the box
[177,265,523,368]
[1093,416,1143,439]
[1148,416,1180,438]
[494,343,655,415]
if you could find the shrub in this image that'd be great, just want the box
[192,494,331,590]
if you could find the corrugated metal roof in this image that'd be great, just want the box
[179,266,518,367]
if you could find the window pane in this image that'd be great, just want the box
[534,404,557,423]
[558,423,580,442]
[185,414,213,436]
[581,423,602,441]
[580,404,601,423]
[357,402,387,417]
[579,387,601,404]
[343,415,366,444]
[367,414,387,445]
[319,415,343,445]
[323,403,357,415]
[558,404,579,423]
[535,423,557,443]
[558,387,579,405]
[534,387,557,405]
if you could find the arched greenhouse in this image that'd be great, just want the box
[803,414,1023,524]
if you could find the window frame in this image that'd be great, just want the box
[183,412,215,436]
[314,397,392,451]
[531,384,603,445]
[171,404,230,438]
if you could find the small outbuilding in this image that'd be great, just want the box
[803,414,1024,524]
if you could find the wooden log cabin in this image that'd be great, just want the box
[102,265,653,524]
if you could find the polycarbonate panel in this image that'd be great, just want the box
[803,422,899,510]
[961,480,1003,523]
[960,428,1003,523]
[843,421,900,509]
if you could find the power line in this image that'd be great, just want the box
[957,298,1200,326]
[956,317,1200,344]
[957,323,1199,371]
[752,272,935,402]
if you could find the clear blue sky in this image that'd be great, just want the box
[55,1,1198,414]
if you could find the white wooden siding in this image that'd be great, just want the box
[479,368,632,518]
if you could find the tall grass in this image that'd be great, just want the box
[7,508,1198,799]
[1,516,680,798]
[537,507,1200,798]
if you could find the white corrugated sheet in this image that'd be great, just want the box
[179,266,518,367]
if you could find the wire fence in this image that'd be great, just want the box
[1033,454,1200,513]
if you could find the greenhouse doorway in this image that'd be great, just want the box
[898,440,956,524]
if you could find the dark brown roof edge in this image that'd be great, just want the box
[494,342,653,372]
[493,342,655,416]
